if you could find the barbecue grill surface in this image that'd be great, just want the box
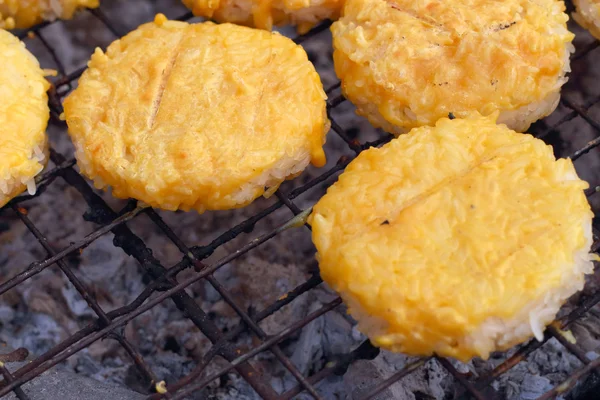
[1,1,600,399]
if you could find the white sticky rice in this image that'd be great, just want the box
[0,143,48,207]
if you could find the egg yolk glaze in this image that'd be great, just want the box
[0,0,99,29]
[0,29,49,208]
[573,0,600,39]
[309,114,594,361]
[64,17,329,213]
[331,0,574,134]
[182,0,343,33]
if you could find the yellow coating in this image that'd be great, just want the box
[182,0,343,33]
[331,0,574,132]
[0,0,99,29]
[64,18,328,213]
[573,0,600,39]
[0,29,49,208]
[309,114,592,361]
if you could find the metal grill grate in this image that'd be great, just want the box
[1,2,600,399]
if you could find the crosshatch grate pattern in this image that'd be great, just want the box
[1,3,600,400]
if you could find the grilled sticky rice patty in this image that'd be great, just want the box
[182,0,343,33]
[573,0,600,40]
[64,16,329,213]
[0,0,99,29]
[310,113,594,361]
[331,0,574,134]
[0,29,49,208]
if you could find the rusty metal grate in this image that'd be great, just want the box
[1,2,600,400]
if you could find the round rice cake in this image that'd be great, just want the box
[331,0,574,134]
[0,29,49,208]
[182,0,342,33]
[0,0,99,29]
[309,114,594,361]
[573,0,600,40]
[64,16,329,213]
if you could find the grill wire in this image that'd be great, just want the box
[1,2,600,399]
